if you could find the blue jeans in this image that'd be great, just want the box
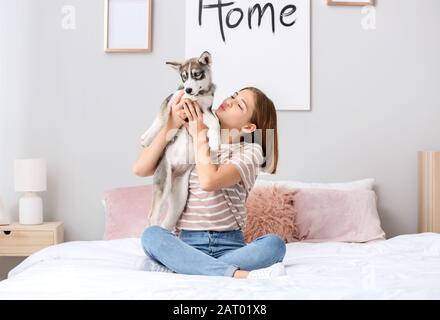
[141,225,286,277]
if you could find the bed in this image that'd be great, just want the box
[1,232,440,300]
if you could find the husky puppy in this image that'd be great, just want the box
[140,51,220,231]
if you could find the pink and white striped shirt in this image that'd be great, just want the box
[176,142,265,231]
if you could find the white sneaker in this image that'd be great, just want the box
[149,260,174,273]
[247,263,287,279]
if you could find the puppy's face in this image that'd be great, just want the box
[166,51,213,97]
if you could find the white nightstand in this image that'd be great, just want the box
[0,222,64,256]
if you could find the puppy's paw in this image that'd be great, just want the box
[208,138,220,151]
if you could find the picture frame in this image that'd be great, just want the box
[186,0,311,111]
[104,0,153,53]
[327,0,375,6]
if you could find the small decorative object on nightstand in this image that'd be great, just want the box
[0,222,63,256]
[14,158,47,225]
[418,151,440,233]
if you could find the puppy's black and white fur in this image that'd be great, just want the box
[140,51,220,231]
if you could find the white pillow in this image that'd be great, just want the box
[255,177,375,191]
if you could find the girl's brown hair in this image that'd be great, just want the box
[239,87,278,174]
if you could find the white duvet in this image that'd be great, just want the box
[1,233,440,300]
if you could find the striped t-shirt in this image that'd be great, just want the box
[176,142,265,231]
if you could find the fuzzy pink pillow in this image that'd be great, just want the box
[102,185,168,240]
[244,185,299,244]
[292,188,386,243]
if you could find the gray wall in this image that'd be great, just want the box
[1,0,439,279]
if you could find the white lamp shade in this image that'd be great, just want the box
[14,159,47,192]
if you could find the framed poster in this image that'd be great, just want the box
[185,0,310,111]
[105,0,153,53]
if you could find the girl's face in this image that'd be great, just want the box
[216,89,256,130]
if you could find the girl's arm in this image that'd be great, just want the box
[193,131,242,191]
[181,99,264,192]
[133,91,186,177]
[181,98,242,191]
[133,122,177,177]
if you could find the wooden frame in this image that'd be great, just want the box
[104,0,153,53]
[327,0,375,6]
[418,151,440,233]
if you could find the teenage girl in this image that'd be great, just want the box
[133,87,286,279]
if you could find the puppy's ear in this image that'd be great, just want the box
[166,61,183,71]
[198,51,212,66]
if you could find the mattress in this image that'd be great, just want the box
[1,233,440,299]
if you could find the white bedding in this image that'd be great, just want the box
[1,233,440,300]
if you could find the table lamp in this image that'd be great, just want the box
[0,196,10,225]
[14,158,47,225]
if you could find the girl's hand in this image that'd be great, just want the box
[167,90,188,129]
[182,99,208,140]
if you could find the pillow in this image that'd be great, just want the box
[243,184,299,244]
[102,185,167,240]
[255,177,375,191]
[292,188,386,243]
